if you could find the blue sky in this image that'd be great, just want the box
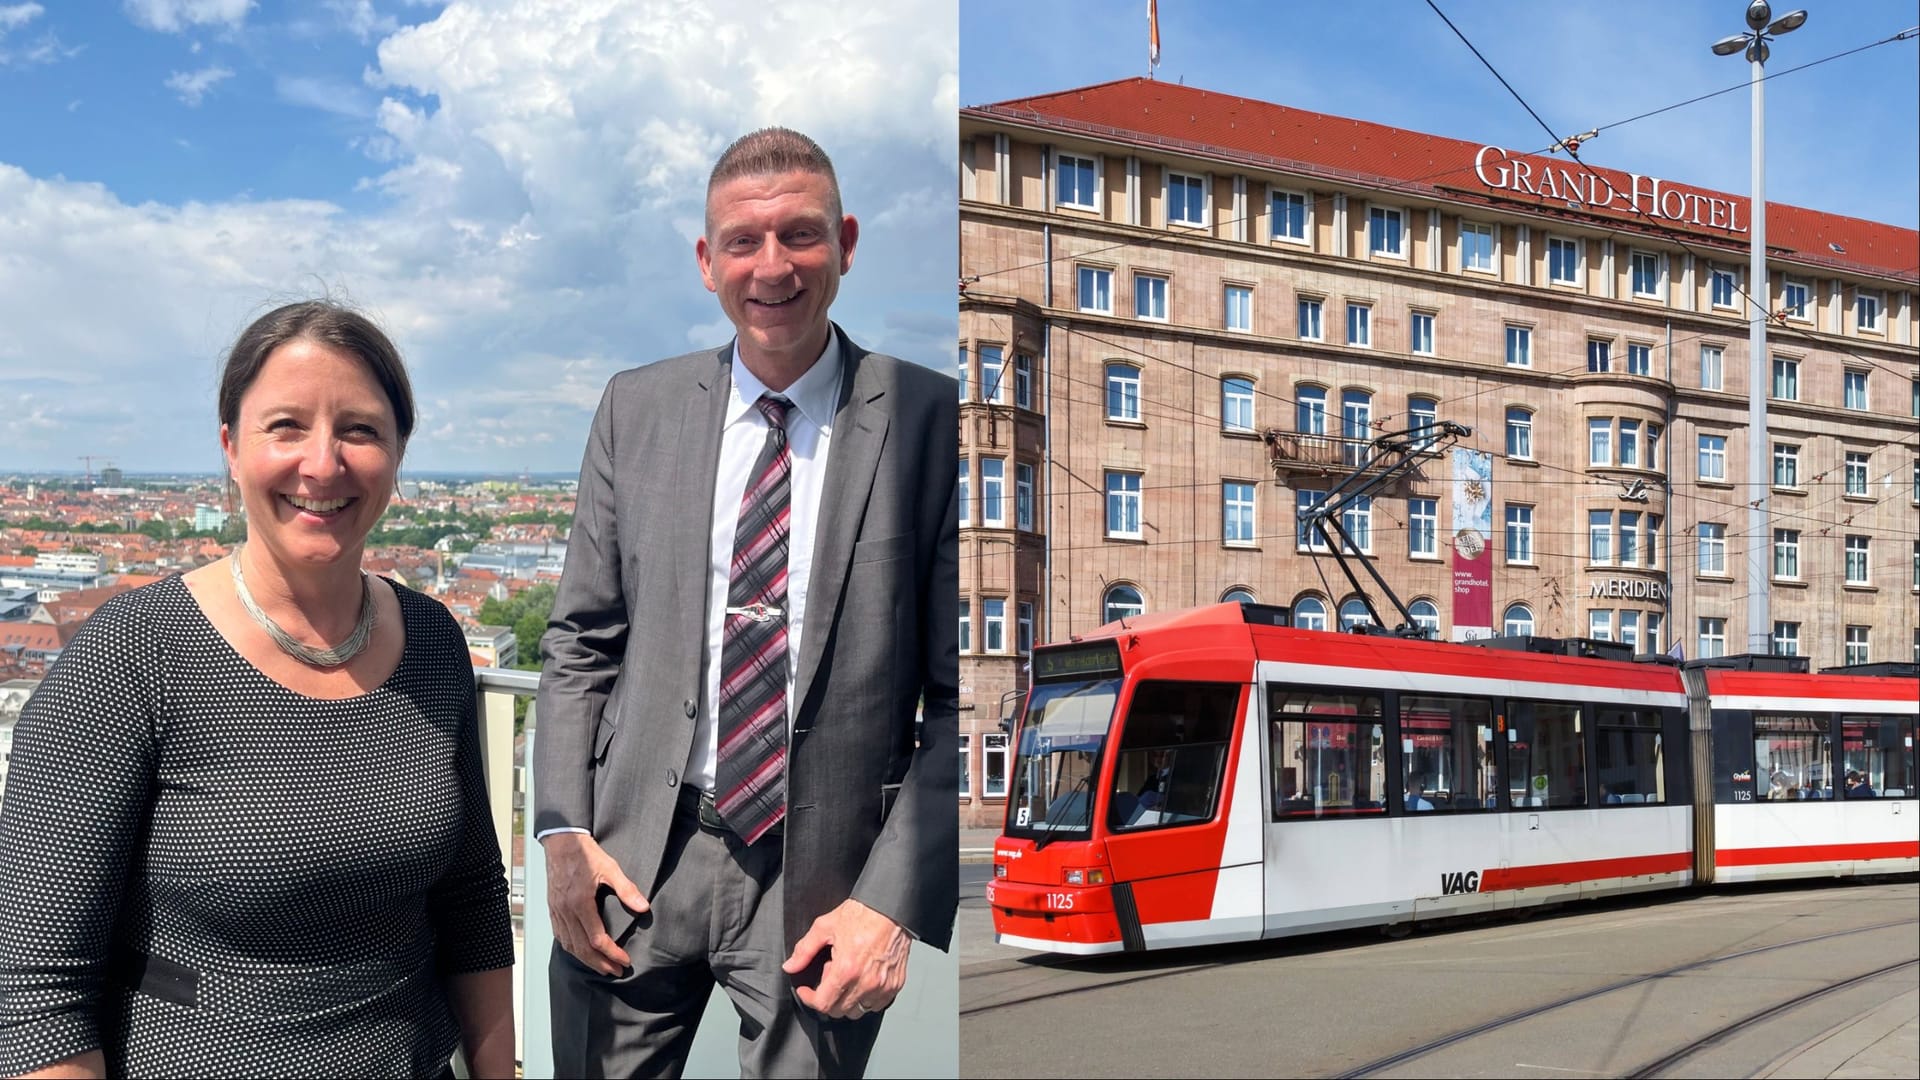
[0,1,957,474]
[961,0,1919,232]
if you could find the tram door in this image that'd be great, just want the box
[1100,681,1246,900]
[1501,700,1589,864]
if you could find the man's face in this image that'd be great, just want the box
[697,169,858,377]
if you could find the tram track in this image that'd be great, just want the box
[1334,918,1917,1079]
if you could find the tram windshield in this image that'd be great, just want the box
[1005,677,1121,843]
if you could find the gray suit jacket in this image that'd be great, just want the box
[533,326,958,952]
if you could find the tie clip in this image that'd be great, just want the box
[727,602,784,623]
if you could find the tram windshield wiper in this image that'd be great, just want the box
[1033,771,1095,852]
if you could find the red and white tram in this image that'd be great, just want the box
[987,602,1919,955]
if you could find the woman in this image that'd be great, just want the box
[0,302,514,1078]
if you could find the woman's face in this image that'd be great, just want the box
[222,338,401,573]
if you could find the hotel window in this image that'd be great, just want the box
[1914,541,1919,590]
[1225,284,1252,332]
[1846,535,1870,586]
[1346,302,1371,347]
[1845,626,1871,666]
[1461,221,1494,272]
[1410,311,1435,355]
[1105,471,1142,539]
[1409,396,1438,451]
[1588,418,1612,466]
[1647,424,1662,470]
[1077,266,1112,313]
[1699,522,1727,576]
[958,606,971,653]
[980,345,1007,404]
[1293,596,1328,631]
[1341,390,1372,467]
[1647,514,1661,568]
[956,345,969,402]
[957,460,969,526]
[1781,278,1809,320]
[1589,609,1614,641]
[1166,171,1206,227]
[1222,377,1255,433]
[1057,153,1097,210]
[1771,355,1798,400]
[1699,434,1727,481]
[1223,482,1256,547]
[1369,206,1405,256]
[1505,603,1535,637]
[1297,385,1328,436]
[1587,339,1612,373]
[1103,584,1144,624]
[1630,250,1660,297]
[1014,354,1033,409]
[1913,379,1919,418]
[981,458,1006,527]
[1710,266,1737,308]
[1018,602,1034,655]
[1339,597,1374,631]
[1626,343,1651,377]
[1505,407,1533,460]
[1856,291,1882,331]
[1619,611,1640,650]
[983,598,1007,653]
[1409,497,1438,558]
[1548,236,1579,284]
[1772,621,1800,657]
[1773,528,1800,580]
[1106,363,1141,421]
[983,734,1009,797]
[1698,618,1727,659]
[1341,496,1373,554]
[959,738,969,799]
[1015,463,1034,531]
[1505,504,1534,564]
[1298,297,1324,340]
[1589,510,1613,563]
[1645,613,1663,655]
[1505,324,1531,367]
[1271,189,1308,243]
[1223,587,1256,604]
[1772,442,1800,488]
[1844,370,1869,410]
[1618,420,1640,468]
[1845,452,1869,496]
[1700,345,1724,390]
[1409,600,1440,638]
[1295,489,1331,552]
[1134,273,1168,321]
[1619,511,1641,566]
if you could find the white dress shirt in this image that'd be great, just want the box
[684,336,841,792]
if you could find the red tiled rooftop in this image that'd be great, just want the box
[967,77,1917,282]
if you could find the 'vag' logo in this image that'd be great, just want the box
[1440,870,1481,895]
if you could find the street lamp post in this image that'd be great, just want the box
[1711,1,1807,656]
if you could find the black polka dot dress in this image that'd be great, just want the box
[0,576,513,1077]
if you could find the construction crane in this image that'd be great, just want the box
[76,455,99,484]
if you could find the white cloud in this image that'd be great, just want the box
[0,3,41,31]
[164,64,233,106]
[276,74,376,118]
[326,0,397,42]
[124,0,253,33]
[0,1,76,67]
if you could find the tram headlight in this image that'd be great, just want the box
[1064,868,1106,885]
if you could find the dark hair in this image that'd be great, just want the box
[705,126,843,230]
[218,300,416,443]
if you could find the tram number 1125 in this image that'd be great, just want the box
[1045,892,1076,910]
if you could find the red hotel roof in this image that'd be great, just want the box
[966,78,1917,284]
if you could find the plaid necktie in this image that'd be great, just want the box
[714,395,792,843]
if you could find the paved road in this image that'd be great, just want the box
[958,874,1919,1078]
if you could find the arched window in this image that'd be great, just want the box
[1221,376,1255,433]
[1504,603,1535,637]
[1102,584,1145,625]
[1292,595,1327,631]
[1409,396,1438,450]
[1296,385,1328,435]
[1341,389,1373,465]
[1505,406,1534,459]
[1339,597,1374,631]
[1105,363,1141,422]
[1409,599,1440,638]
[1222,586,1256,605]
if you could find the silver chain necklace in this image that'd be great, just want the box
[229,543,377,668]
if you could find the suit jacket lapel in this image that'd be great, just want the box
[795,328,886,718]
[675,347,731,636]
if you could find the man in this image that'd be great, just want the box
[1404,777,1434,812]
[534,127,957,1078]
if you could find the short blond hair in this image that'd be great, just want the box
[704,127,843,232]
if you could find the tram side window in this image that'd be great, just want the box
[1399,695,1496,812]
[1106,680,1241,831]
[1268,686,1386,819]
[1840,716,1916,799]
[1755,715,1832,800]
[1596,709,1665,805]
[1506,702,1586,808]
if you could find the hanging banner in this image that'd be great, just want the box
[1450,449,1493,641]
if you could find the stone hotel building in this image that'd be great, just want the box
[955,78,1919,827]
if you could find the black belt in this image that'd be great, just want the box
[678,786,782,839]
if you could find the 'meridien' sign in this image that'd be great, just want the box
[1473,146,1748,234]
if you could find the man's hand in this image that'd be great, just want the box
[542,832,648,976]
[782,898,911,1020]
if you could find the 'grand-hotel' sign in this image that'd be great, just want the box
[1473,145,1748,234]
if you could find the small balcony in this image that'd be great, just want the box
[1263,430,1433,492]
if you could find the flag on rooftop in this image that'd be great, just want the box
[1148,0,1161,73]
